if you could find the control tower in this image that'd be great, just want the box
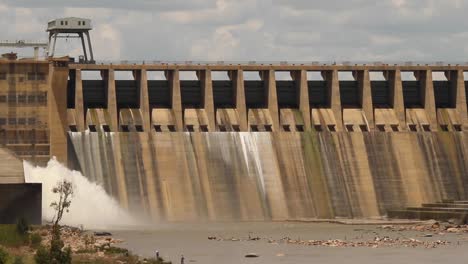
[47,17,94,63]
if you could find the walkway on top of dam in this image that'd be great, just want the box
[69,60,468,71]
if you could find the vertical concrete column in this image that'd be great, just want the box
[416,70,437,130]
[456,70,467,129]
[74,69,85,131]
[355,70,374,130]
[198,69,215,131]
[261,69,279,131]
[48,61,69,164]
[230,70,247,131]
[447,70,468,129]
[138,69,151,132]
[322,70,343,131]
[105,69,119,132]
[385,69,406,130]
[167,70,183,131]
[292,70,311,131]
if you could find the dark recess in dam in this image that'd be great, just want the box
[433,81,452,108]
[181,80,202,108]
[245,81,266,108]
[403,81,422,108]
[371,81,391,108]
[148,80,171,108]
[340,81,360,108]
[213,80,234,108]
[116,80,139,109]
[66,77,465,114]
[0,184,42,225]
[308,81,328,107]
[276,80,298,108]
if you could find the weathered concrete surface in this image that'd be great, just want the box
[0,148,25,184]
[48,60,70,164]
[69,131,468,222]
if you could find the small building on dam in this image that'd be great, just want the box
[0,18,467,223]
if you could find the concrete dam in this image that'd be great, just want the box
[1,57,468,221]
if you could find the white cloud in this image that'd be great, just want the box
[0,0,467,62]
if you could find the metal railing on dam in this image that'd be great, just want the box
[72,60,468,67]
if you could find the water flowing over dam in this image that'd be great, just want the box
[69,131,468,222]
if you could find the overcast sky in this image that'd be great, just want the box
[0,0,467,63]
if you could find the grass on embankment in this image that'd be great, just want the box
[0,225,29,248]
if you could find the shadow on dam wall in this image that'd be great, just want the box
[68,132,468,222]
[0,184,42,225]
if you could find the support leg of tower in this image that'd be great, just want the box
[85,32,94,63]
[79,33,88,62]
[51,33,58,58]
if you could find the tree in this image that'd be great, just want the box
[50,180,74,228]
[35,180,74,264]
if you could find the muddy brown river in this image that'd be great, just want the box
[109,222,468,264]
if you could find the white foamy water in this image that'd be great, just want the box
[24,158,137,229]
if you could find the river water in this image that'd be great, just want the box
[110,222,468,264]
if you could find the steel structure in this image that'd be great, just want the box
[47,17,94,63]
[0,40,48,59]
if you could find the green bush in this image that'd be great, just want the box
[15,218,29,236]
[0,246,8,264]
[49,228,72,264]
[103,246,128,255]
[12,256,24,264]
[34,246,50,264]
[30,233,42,249]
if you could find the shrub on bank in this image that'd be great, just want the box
[0,246,9,264]
[0,225,28,247]
[30,233,42,249]
[12,256,24,264]
[15,218,29,237]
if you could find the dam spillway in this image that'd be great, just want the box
[0,58,468,221]
[68,131,468,221]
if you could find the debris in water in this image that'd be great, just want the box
[94,231,112,236]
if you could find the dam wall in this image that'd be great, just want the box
[1,58,468,221]
[69,131,468,221]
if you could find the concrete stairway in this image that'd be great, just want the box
[388,200,468,223]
